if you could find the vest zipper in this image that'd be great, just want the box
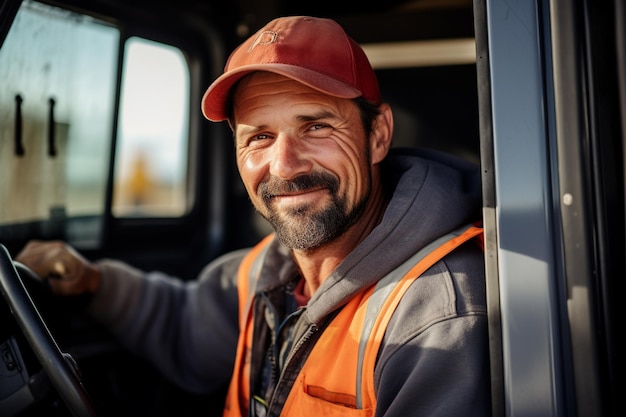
[265,324,319,417]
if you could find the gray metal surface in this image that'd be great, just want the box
[485,0,564,415]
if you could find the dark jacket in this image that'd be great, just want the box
[89,148,490,416]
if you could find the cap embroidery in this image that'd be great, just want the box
[248,30,278,52]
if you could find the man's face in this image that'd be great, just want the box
[232,72,373,250]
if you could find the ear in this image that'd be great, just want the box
[369,103,394,165]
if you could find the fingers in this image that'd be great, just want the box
[15,240,101,296]
[16,240,66,278]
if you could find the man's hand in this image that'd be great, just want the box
[15,240,101,296]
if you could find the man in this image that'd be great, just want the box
[17,16,490,417]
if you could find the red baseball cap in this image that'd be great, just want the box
[201,16,381,122]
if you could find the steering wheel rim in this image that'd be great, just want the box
[0,244,98,417]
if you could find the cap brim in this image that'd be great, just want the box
[201,64,362,122]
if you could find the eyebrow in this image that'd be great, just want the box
[235,109,339,139]
[296,110,336,122]
[237,124,267,137]
[238,110,337,133]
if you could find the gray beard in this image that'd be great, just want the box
[264,190,368,250]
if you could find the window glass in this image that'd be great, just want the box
[0,1,191,248]
[0,0,118,245]
[113,37,189,217]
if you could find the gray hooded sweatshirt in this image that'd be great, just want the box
[88,148,490,416]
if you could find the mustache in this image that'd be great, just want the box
[258,172,339,202]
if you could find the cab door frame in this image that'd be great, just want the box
[474,0,622,415]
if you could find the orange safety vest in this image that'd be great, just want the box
[223,224,483,417]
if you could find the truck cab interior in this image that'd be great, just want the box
[0,0,622,416]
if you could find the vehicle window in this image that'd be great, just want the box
[0,0,118,240]
[363,39,480,164]
[113,37,189,218]
[0,0,191,248]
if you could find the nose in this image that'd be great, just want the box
[269,134,312,180]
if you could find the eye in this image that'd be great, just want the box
[309,123,328,131]
[236,131,273,149]
[251,133,271,141]
[306,123,332,137]
[241,132,275,149]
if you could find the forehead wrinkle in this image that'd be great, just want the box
[296,110,337,122]
[238,108,338,131]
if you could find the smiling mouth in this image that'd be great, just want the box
[259,172,339,206]
[270,187,327,205]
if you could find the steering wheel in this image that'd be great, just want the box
[0,244,98,417]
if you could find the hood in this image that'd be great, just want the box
[305,147,482,322]
[255,148,482,323]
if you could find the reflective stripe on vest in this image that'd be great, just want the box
[224,224,483,417]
